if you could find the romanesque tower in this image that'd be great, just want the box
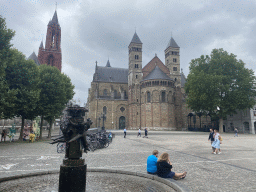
[164,37,180,86]
[38,10,62,71]
[128,32,143,129]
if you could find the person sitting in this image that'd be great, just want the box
[157,152,187,180]
[29,131,35,143]
[147,150,159,174]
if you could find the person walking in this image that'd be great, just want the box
[208,129,215,153]
[143,128,148,138]
[124,128,126,138]
[234,128,238,137]
[157,152,187,180]
[147,150,159,174]
[137,128,141,137]
[1,129,7,142]
[212,129,221,154]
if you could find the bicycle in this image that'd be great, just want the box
[57,142,66,153]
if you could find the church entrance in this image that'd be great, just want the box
[119,116,125,130]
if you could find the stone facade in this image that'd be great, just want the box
[86,33,189,130]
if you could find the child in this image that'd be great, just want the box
[29,131,35,143]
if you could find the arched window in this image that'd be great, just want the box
[161,91,166,102]
[103,106,107,114]
[103,89,108,96]
[114,90,117,98]
[147,92,151,103]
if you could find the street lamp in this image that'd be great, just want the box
[101,113,106,130]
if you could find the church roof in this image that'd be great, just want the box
[166,37,179,49]
[93,66,128,83]
[106,59,111,67]
[181,72,186,87]
[28,52,40,66]
[142,55,170,78]
[49,10,59,25]
[130,32,142,44]
[39,41,44,48]
[143,66,172,81]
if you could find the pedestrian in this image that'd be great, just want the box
[211,129,221,154]
[137,128,141,137]
[208,128,215,154]
[234,128,238,137]
[157,152,187,180]
[29,131,36,143]
[143,128,148,138]
[147,150,159,174]
[124,128,126,138]
[1,129,7,142]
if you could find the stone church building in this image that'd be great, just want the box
[28,10,62,71]
[86,32,189,130]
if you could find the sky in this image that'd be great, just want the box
[2,0,256,105]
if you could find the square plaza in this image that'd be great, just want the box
[0,130,255,191]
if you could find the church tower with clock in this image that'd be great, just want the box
[38,10,62,71]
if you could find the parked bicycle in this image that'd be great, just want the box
[57,142,66,153]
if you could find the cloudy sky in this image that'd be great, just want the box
[2,0,256,105]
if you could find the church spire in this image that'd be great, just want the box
[130,32,142,45]
[166,37,179,49]
[39,40,44,48]
[106,59,111,67]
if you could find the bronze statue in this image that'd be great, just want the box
[51,105,92,158]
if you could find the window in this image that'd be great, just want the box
[175,78,177,82]
[137,99,138,102]
[173,67,177,71]
[173,58,177,62]
[147,92,151,102]
[136,75,138,79]
[120,107,125,112]
[103,89,108,96]
[135,55,139,60]
[103,106,107,114]
[114,90,117,98]
[135,64,139,68]
[161,91,166,102]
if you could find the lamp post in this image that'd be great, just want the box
[98,117,101,128]
[101,113,106,130]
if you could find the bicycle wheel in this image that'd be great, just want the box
[104,140,109,148]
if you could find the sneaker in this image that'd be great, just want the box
[218,152,221,154]
[213,152,216,154]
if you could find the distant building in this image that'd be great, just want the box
[86,32,189,130]
[28,10,62,71]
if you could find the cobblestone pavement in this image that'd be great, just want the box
[0,130,256,192]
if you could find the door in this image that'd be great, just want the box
[119,116,125,130]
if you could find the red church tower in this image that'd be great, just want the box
[38,10,62,71]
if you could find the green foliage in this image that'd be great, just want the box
[185,48,256,119]
[38,64,75,123]
[0,16,16,117]
[5,49,40,120]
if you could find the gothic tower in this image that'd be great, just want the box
[128,32,143,129]
[38,10,62,71]
[165,37,180,86]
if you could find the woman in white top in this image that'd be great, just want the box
[211,129,221,154]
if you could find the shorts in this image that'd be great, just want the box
[164,171,175,179]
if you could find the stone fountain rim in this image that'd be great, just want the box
[0,168,190,192]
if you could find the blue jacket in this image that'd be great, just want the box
[147,155,157,173]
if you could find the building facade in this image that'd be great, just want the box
[28,10,62,72]
[86,32,189,130]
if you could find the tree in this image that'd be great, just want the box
[5,49,40,140]
[0,16,17,118]
[185,48,256,133]
[37,64,75,138]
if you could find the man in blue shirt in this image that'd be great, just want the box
[147,150,159,174]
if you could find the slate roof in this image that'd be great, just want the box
[93,66,128,83]
[39,41,44,48]
[181,72,186,87]
[49,10,59,25]
[130,32,142,44]
[28,52,40,66]
[166,37,179,49]
[106,59,111,67]
[143,66,172,81]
